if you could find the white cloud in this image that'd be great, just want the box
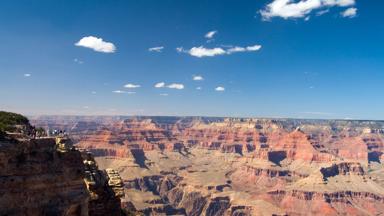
[159,93,169,96]
[24,73,31,77]
[176,47,184,52]
[226,47,246,53]
[179,45,262,58]
[193,75,204,81]
[227,45,262,54]
[91,91,97,94]
[155,82,184,89]
[215,86,225,91]
[73,58,84,64]
[205,30,218,39]
[124,83,141,88]
[154,82,165,88]
[75,36,116,53]
[112,90,136,94]
[196,87,202,90]
[148,46,164,52]
[260,0,355,20]
[341,7,357,18]
[189,46,226,57]
[316,9,330,16]
[167,83,184,89]
[246,45,263,51]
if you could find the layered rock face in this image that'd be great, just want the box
[0,134,127,216]
[31,116,384,215]
[82,151,125,216]
[33,117,384,164]
[0,137,89,216]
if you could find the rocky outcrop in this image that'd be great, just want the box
[75,118,177,153]
[82,151,124,216]
[238,166,308,179]
[125,175,163,193]
[0,137,89,216]
[123,174,236,216]
[106,168,125,197]
[178,191,208,216]
[203,196,230,216]
[0,134,127,216]
[320,162,365,180]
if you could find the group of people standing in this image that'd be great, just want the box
[27,126,45,139]
[51,129,68,137]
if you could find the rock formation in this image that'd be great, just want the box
[0,112,129,216]
[82,151,125,216]
[0,137,89,216]
[30,116,384,215]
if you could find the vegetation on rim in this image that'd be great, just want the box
[0,111,30,133]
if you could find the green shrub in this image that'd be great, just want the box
[0,111,30,132]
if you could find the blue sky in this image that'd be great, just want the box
[0,0,383,119]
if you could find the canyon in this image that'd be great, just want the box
[28,116,384,215]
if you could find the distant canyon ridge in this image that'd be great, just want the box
[31,116,384,215]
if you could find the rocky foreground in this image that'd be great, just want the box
[0,112,129,216]
[30,116,384,215]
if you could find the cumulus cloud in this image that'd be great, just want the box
[215,86,225,91]
[124,83,141,88]
[205,30,218,39]
[341,7,357,17]
[75,36,116,53]
[188,46,226,57]
[154,82,165,88]
[148,46,164,52]
[24,73,31,77]
[193,75,204,81]
[260,0,355,20]
[112,90,136,94]
[167,83,184,89]
[178,44,262,58]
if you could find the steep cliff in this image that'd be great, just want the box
[0,137,89,216]
[0,113,128,216]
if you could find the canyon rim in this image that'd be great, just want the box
[1,0,384,215]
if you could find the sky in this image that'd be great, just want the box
[0,0,383,119]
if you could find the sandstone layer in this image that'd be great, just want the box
[0,132,127,215]
[31,116,384,215]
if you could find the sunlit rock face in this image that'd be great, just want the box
[32,116,384,215]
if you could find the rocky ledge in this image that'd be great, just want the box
[0,134,128,216]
